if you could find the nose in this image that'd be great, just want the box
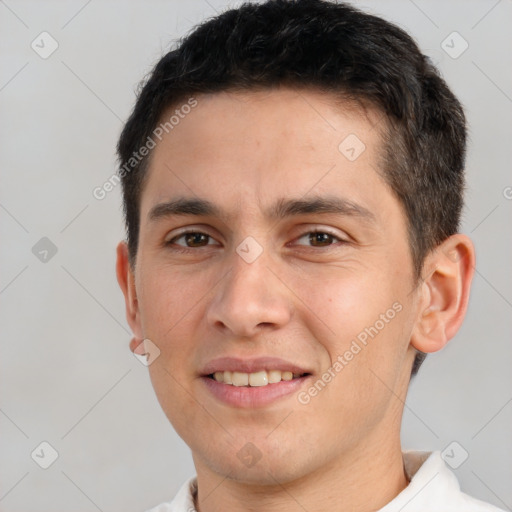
[206,248,293,338]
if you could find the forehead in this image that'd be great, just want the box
[140,88,391,221]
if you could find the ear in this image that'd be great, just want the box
[116,241,143,351]
[410,234,475,353]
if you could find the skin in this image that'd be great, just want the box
[117,88,475,512]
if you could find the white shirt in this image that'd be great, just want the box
[145,451,506,512]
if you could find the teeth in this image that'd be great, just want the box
[249,370,268,387]
[268,370,282,384]
[232,372,249,386]
[212,370,305,387]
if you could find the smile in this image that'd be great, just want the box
[209,370,308,387]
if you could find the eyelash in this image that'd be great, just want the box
[165,229,347,251]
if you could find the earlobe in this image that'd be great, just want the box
[116,241,144,341]
[129,337,143,353]
[410,234,475,354]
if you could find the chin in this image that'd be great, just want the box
[195,441,318,486]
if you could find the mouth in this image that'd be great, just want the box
[206,370,311,387]
[199,357,313,408]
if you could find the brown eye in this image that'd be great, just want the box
[296,231,341,247]
[168,232,216,248]
[309,232,335,246]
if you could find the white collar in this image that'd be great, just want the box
[149,451,504,512]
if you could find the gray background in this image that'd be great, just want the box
[0,1,511,511]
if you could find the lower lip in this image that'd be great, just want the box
[200,375,311,408]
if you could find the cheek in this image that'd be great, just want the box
[138,265,206,335]
[310,271,389,344]
[137,267,211,389]
[309,271,411,395]
[139,268,211,431]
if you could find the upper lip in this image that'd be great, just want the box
[200,356,312,376]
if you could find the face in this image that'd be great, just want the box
[123,88,423,484]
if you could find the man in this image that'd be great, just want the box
[116,0,504,510]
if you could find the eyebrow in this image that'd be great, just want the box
[148,195,376,223]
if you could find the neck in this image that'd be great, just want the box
[193,434,408,512]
